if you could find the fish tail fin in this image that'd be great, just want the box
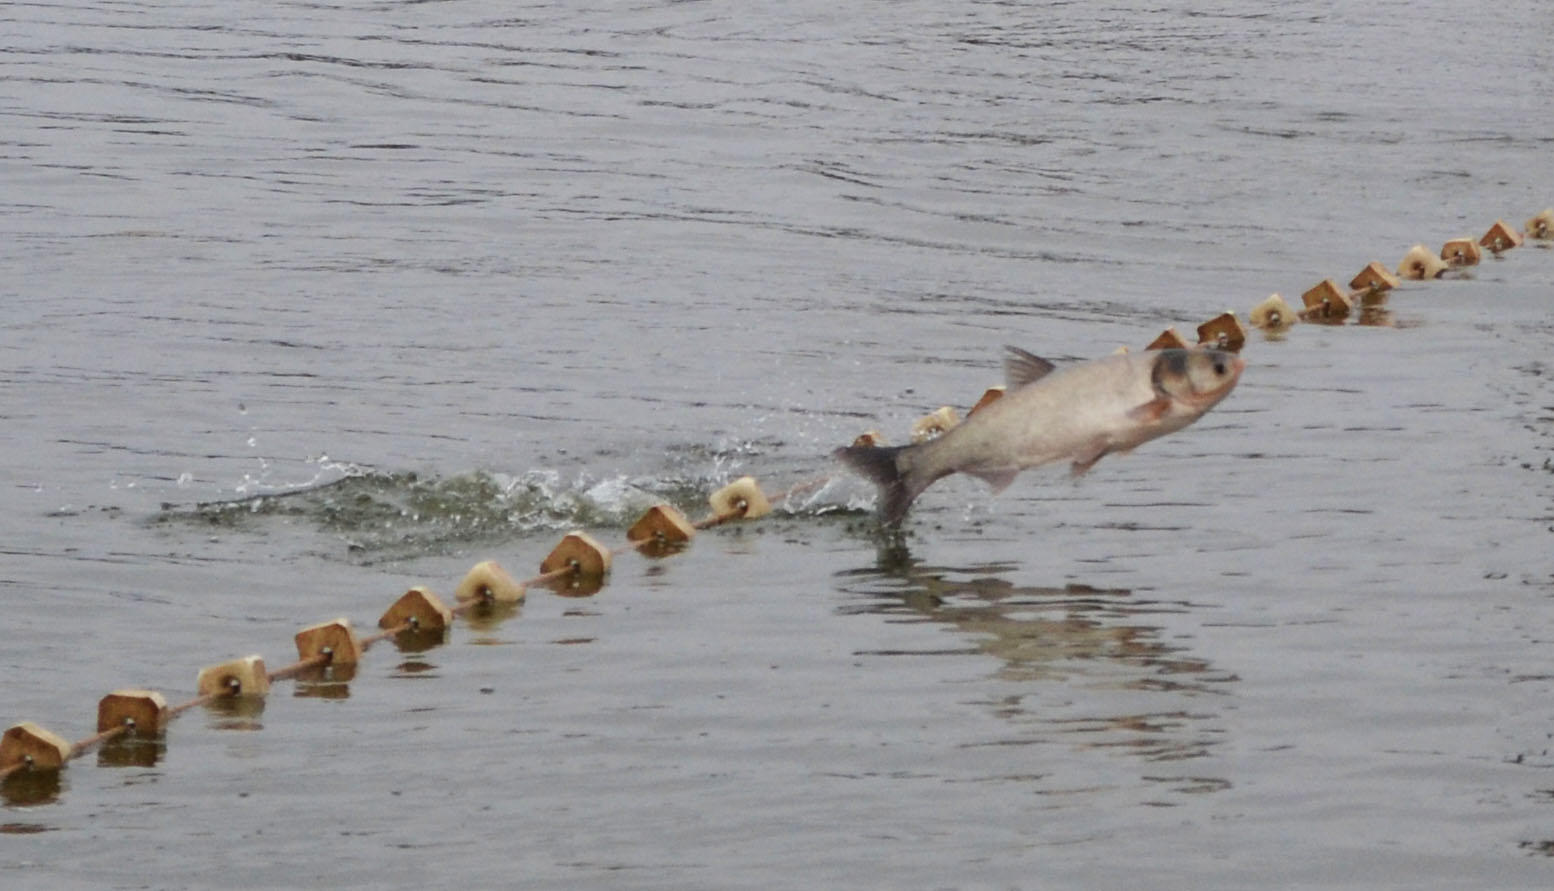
[833,443,929,528]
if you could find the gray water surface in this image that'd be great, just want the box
[3,1,1553,888]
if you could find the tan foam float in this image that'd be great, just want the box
[1249,294,1297,332]
[911,406,959,442]
[1396,244,1448,280]
[1440,238,1481,267]
[453,561,525,604]
[1348,261,1400,301]
[0,722,71,772]
[708,475,772,520]
[1480,219,1523,254]
[380,585,454,632]
[627,503,696,557]
[97,690,168,737]
[1146,327,1191,350]
[1298,279,1352,322]
[1196,312,1247,351]
[294,618,364,668]
[1527,209,1553,240]
[195,654,270,698]
[539,531,612,595]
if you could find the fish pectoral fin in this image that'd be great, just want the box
[1003,346,1057,389]
[1126,394,1172,425]
[1069,437,1112,477]
[966,466,1021,494]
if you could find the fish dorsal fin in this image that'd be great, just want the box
[1003,346,1056,389]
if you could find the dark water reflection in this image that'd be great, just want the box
[0,771,63,809]
[836,547,1233,768]
[95,735,164,771]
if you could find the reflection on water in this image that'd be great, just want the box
[0,771,62,808]
[460,599,523,644]
[294,663,355,700]
[203,695,265,732]
[96,735,165,770]
[836,542,1234,769]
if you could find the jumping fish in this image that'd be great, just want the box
[834,346,1245,527]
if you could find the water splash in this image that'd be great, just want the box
[156,466,868,560]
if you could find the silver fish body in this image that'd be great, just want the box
[835,346,1245,527]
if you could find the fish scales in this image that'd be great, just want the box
[911,353,1161,485]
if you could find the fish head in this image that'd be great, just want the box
[1152,348,1245,409]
